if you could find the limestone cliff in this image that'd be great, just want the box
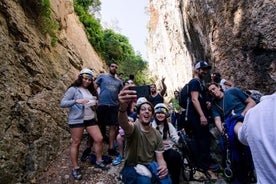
[0,0,105,183]
[148,0,276,96]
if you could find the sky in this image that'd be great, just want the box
[100,0,149,60]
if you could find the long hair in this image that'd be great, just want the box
[69,76,98,99]
[155,117,170,140]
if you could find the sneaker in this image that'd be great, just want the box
[72,168,82,180]
[80,148,91,162]
[108,148,119,156]
[112,155,122,166]
[95,161,110,170]
[209,163,219,172]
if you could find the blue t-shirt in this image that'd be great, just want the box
[95,74,123,106]
[211,87,249,119]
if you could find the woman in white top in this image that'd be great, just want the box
[60,68,109,180]
[151,103,182,184]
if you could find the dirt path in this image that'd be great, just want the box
[37,134,228,184]
[37,136,124,184]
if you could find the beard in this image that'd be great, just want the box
[109,69,116,76]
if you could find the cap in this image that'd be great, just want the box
[79,68,93,78]
[154,103,170,118]
[194,61,211,70]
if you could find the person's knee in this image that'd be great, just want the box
[94,135,103,143]
[71,139,81,146]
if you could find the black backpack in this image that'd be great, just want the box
[179,79,204,121]
[179,83,190,109]
[178,83,191,122]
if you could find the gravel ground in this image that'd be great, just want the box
[37,135,228,184]
[37,136,124,184]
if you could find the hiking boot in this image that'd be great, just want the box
[80,147,91,162]
[72,168,82,180]
[112,155,123,166]
[95,161,110,170]
[108,148,119,156]
[209,163,219,172]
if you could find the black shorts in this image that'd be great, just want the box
[97,105,119,126]
[69,119,98,128]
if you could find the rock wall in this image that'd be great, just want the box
[0,0,105,183]
[148,0,276,96]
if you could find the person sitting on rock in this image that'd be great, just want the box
[151,103,182,184]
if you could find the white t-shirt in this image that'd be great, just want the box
[220,79,228,91]
[79,87,96,120]
[238,93,276,183]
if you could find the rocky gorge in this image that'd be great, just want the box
[148,0,276,95]
[0,0,275,183]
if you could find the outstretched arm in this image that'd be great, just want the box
[118,86,137,135]
[160,77,167,96]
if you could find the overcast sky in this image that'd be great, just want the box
[100,0,149,60]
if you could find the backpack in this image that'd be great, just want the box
[179,79,204,121]
[179,83,190,109]
[178,83,191,122]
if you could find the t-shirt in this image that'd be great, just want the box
[211,87,248,119]
[148,93,164,107]
[238,93,276,183]
[124,121,164,166]
[79,87,96,120]
[220,79,228,91]
[95,74,123,106]
[187,78,209,117]
[169,98,181,112]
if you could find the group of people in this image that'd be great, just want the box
[60,60,276,184]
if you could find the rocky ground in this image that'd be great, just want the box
[37,134,124,184]
[37,134,229,184]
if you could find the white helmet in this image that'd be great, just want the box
[154,103,170,118]
[136,97,148,106]
[79,68,93,77]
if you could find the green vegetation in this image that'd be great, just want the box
[26,0,60,46]
[73,0,150,85]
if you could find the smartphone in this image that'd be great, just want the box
[129,85,150,98]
